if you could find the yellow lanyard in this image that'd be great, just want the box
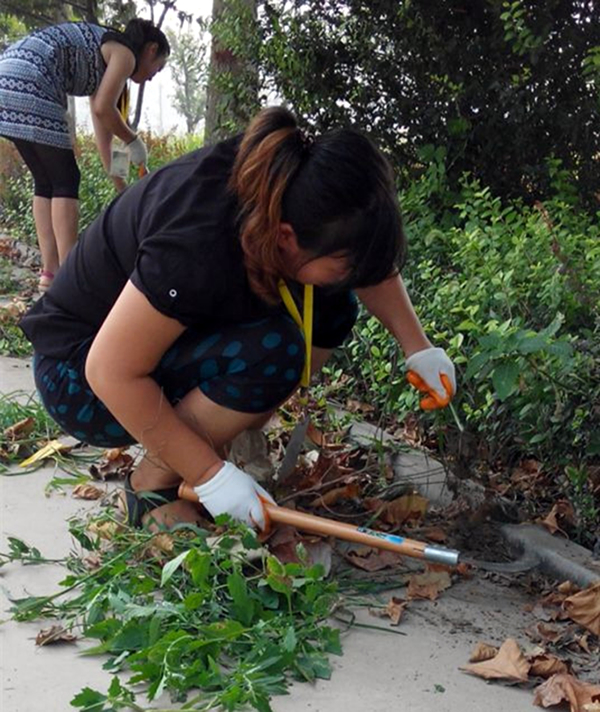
[278,281,313,388]
[117,83,130,122]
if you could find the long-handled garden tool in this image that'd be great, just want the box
[177,483,538,573]
[178,482,459,566]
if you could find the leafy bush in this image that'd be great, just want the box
[258,1,600,206]
[335,149,600,480]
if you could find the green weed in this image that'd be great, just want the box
[6,516,343,711]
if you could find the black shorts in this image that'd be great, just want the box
[12,138,80,199]
[33,290,358,447]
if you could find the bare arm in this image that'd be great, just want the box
[90,42,138,145]
[355,274,432,357]
[89,101,127,192]
[85,281,222,486]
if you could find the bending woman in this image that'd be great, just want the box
[19,106,456,530]
[0,18,169,292]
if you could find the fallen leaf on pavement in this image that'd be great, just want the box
[3,417,34,441]
[529,653,571,678]
[469,642,499,663]
[36,625,77,646]
[344,546,404,572]
[407,569,452,601]
[371,596,408,625]
[563,582,600,636]
[531,621,566,644]
[461,638,530,682]
[89,448,134,481]
[533,673,600,711]
[558,581,581,596]
[72,483,104,500]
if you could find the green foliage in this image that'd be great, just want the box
[258,0,600,206]
[7,518,342,711]
[205,0,261,143]
[335,152,600,476]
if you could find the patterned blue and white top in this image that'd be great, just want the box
[0,22,107,149]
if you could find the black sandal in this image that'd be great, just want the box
[122,472,181,528]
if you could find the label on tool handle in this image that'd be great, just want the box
[356,527,405,545]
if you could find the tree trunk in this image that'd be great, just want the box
[204,0,258,145]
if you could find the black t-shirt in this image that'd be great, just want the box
[20,136,278,359]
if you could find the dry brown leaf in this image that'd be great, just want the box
[82,552,102,570]
[309,482,361,507]
[306,422,325,447]
[72,483,104,500]
[407,569,452,601]
[529,654,571,679]
[345,546,404,572]
[583,704,600,712]
[382,493,429,526]
[538,500,575,536]
[576,632,591,654]
[421,526,448,544]
[558,581,581,596]
[469,642,499,663]
[533,673,600,711]
[89,448,134,481]
[87,520,122,540]
[3,417,34,441]
[372,596,408,625]
[532,622,566,644]
[563,582,600,636]
[461,638,530,682]
[35,625,77,646]
[345,399,375,414]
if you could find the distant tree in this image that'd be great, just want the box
[167,26,208,134]
[258,0,600,206]
[204,0,259,144]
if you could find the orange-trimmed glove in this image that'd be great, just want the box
[405,347,456,410]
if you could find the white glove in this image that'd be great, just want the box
[194,461,274,530]
[127,135,148,166]
[405,346,456,410]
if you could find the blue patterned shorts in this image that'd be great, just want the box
[33,292,358,447]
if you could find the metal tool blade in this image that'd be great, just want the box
[277,415,310,484]
[459,551,539,573]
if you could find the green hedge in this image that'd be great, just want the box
[336,148,600,479]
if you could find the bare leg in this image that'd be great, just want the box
[51,197,79,264]
[32,197,59,276]
[128,347,334,528]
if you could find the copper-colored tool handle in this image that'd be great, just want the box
[178,483,460,566]
[138,164,148,178]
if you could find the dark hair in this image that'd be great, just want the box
[230,106,406,303]
[123,18,170,56]
[102,18,170,60]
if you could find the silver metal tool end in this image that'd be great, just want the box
[423,545,460,567]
